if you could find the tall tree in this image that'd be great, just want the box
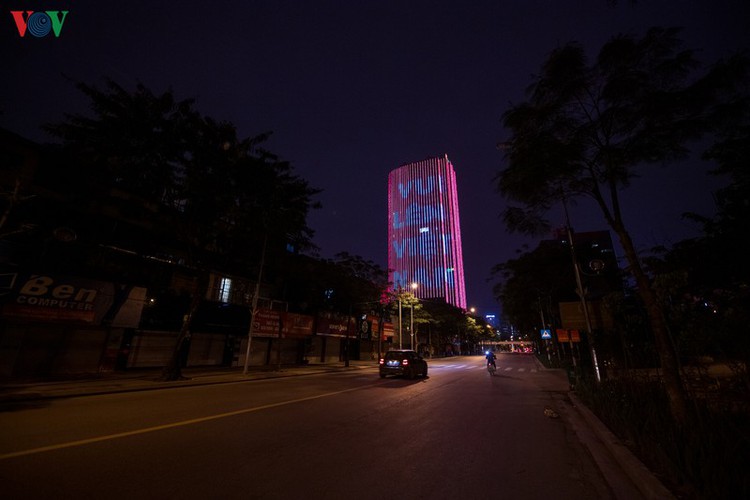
[45,79,320,380]
[647,94,750,377]
[494,28,746,425]
[46,80,192,201]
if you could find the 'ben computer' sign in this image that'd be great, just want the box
[2,273,146,326]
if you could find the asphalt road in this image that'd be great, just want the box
[1,355,623,499]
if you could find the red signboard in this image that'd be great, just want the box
[382,322,394,338]
[252,310,315,338]
[252,309,281,337]
[283,312,314,338]
[315,314,355,337]
[570,329,581,342]
[554,328,581,343]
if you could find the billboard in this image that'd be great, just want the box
[559,300,613,331]
[252,309,315,338]
[315,313,355,337]
[1,272,146,327]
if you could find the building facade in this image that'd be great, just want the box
[0,128,386,379]
[387,155,467,309]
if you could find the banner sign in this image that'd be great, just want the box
[1,272,146,327]
[251,309,281,337]
[570,329,581,342]
[382,322,394,339]
[358,317,372,340]
[252,310,314,338]
[556,328,581,343]
[315,314,355,337]
[559,301,613,330]
[283,312,314,338]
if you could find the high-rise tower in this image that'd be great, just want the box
[387,155,467,309]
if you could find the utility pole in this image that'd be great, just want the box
[243,235,267,375]
[563,199,600,382]
[410,282,418,351]
[398,295,403,349]
[410,303,414,350]
[538,296,551,364]
[344,307,351,367]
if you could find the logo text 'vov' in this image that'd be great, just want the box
[10,11,69,38]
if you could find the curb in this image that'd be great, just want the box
[567,392,675,499]
[532,356,674,499]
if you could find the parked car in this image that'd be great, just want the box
[379,349,428,379]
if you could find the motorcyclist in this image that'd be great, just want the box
[485,350,497,369]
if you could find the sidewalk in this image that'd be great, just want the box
[0,360,376,403]
[531,356,674,500]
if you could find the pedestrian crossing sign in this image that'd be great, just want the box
[540,329,552,339]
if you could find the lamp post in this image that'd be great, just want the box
[409,282,418,350]
[243,234,267,375]
[398,295,403,349]
[471,307,476,354]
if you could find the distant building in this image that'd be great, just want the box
[387,155,467,309]
[484,314,499,329]
[551,229,621,300]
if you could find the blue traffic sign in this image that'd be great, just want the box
[540,329,552,339]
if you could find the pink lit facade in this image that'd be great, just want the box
[387,155,467,309]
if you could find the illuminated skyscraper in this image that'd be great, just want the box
[388,155,467,309]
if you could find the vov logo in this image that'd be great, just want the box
[10,10,69,38]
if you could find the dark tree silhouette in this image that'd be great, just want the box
[494,28,747,425]
[46,79,320,380]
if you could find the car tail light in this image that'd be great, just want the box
[379,358,384,365]
[402,358,409,366]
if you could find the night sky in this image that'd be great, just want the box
[3,1,749,318]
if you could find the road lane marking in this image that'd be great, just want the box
[0,385,366,460]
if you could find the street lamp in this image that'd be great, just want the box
[398,293,403,349]
[410,282,418,350]
[465,307,476,355]
[243,234,268,375]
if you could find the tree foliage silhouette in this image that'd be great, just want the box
[495,27,747,424]
[46,78,320,380]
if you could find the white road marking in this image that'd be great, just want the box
[0,385,367,460]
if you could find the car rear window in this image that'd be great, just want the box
[384,351,411,360]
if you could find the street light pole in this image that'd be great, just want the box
[410,303,414,350]
[398,296,402,349]
[563,198,600,382]
[243,234,267,375]
[409,282,418,351]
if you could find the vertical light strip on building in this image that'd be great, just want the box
[387,155,467,309]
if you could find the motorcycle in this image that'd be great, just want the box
[485,351,497,375]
